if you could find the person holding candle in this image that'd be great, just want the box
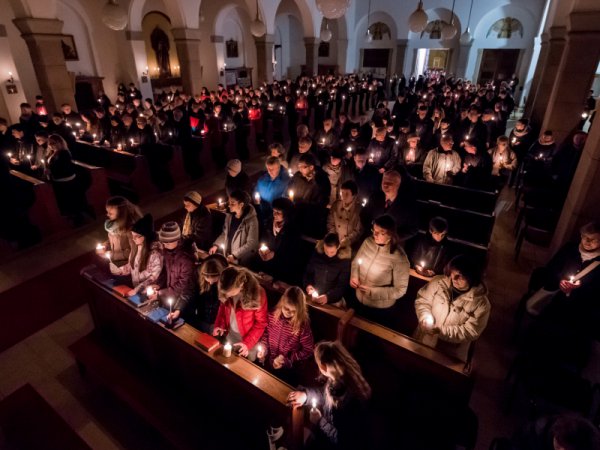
[254,156,291,219]
[304,233,351,308]
[322,148,348,207]
[339,148,382,200]
[422,134,462,185]
[151,221,196,323]
[224,159,251,198]
[455,139,493,190]
[101,196,143,267]
[192,254,228,333]
[181,191,212,253]
[209,190,259,266]
[289,136,318,174]
[287,341,372,450]
[414,255,491,361]
[255,197,299,284]
[407,216,453,277]
[257,287,314,382]
[489,135,518,178]
[327,180,363,249]
[350,215,410,325]
[109,214,163,297]
[212,266,268,360]
[399,133,426,168]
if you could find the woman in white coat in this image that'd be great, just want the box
[414,255,491,361]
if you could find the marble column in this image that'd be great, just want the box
[12,17,74,113]
[304,37,320,76]
[255,34,275,83]
[172,28,203,95]
[529,26,566,127]
[541,12,600,143]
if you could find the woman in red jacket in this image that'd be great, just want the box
[213,266,267,360]
[257,286,314,381]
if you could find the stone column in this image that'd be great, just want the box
[12,17,74,113]
[255,34,275,83]
[541,12,600,143]
[550,111,600,252]
[455,41,473,79]
[395,39,408,76]
[304,37,320,76]
[172,28,203,95]
[528,26,566,127]
[524,33,549,117]
[125,31,154,101]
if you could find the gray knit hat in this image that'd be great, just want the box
[226,159,242,176]
[159,221,181,243]
[183,190,202,206]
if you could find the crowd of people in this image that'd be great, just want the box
[2,69,598,449]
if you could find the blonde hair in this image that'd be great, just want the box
[218,266,262,310]
[273,286,310,335]
[314,341,371,409]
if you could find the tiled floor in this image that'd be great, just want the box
[0,156,554,449]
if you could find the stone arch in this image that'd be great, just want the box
[129,0,186,32]
[275,1,306,79]
[472,4,537,44]
[57,0,99,76]
[142,11,180,79]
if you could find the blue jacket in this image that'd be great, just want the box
[255,169,290,205]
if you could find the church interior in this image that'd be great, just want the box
[0,0,600,449]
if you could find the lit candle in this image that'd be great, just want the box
[7,152,12,159]
[361,198,368,207]
[130,138,134,146]
[92,133,97,142]
[220,244,225,254]
[311,290,319,299]
[288,169,293,177]
[569,275,575,283]
[167,297,174,316]
[26,154,32,167]
[168,131,173,136]
[217,198,223,207]
[288,189,294,201]
[369,152,374,162]
[423,313,434,328]
[254,192,261,203]
[538,152,543,159]
[96,243,105,252]
[223,342,232,357]
[420,260,426,269]
[465,134,470,140]
[582,112,589,119]
[311,397,317,410]
[511,137,517,144]
[257,344,264,357]
[104,251,112,262]
[346,146,352,153]
[117,143,122,151]
[146,286,155,297]
[357,258,363,278]
[259,243,269,253]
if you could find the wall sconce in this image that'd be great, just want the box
[6,71,17,94]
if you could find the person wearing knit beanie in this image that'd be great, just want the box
[131,213,155,241]
[226,159,242,176]
[159,221,181,244]
[183,191,202,207]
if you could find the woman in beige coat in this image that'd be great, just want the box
[414,255,491,361]
[350,215,410,325]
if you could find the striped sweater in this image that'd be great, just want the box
[259,312,314,369]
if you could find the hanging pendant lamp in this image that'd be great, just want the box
[460,0,474,44]
[408,0,428,33]
[250,0,266,37]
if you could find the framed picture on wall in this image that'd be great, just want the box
[60,35,79,61]
[226,39,239,58]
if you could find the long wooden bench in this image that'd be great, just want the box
[415,179,499,214]
[73,160,110,218]
[10,170,70,236]
[71,141,158,201]
[78,266,303,450]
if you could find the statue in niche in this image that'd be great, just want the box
[487,18,524,39]
[151,26,172,78]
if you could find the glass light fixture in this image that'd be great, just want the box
[320,20,333,42]
[250,0,266,37]
[459,0,474,44]
[441,0,456,40]
[101,0,128,31]
[408,0,428,33]
[315,0,351,20]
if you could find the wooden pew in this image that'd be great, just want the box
[73,161,110,218]
[417,199,495,248]
[70,141,158,201]
[10,170,70,236]
[415,179,499,214]
[77,266,303,450]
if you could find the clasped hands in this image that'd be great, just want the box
[349,278,371,295]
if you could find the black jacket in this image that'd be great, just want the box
[182,205,213,251]
[303,241,351,303]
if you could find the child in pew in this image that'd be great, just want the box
[287,341,372,450]
[213,266,267,360]
[99,196,143,267]
[192,254,228,334]
[414,255,491,361]
[304,233,351,308]
[257,287,314,383]
[109,214,163,297]
[406,216,454,277]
